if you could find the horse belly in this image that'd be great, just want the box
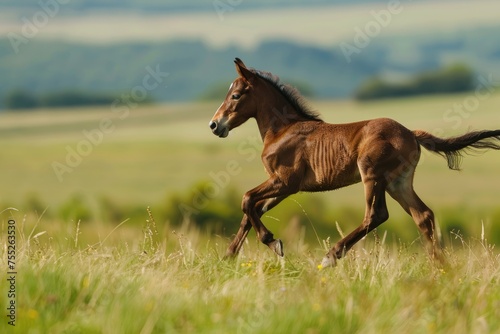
[303,164,360,192]
[302,140,360,191]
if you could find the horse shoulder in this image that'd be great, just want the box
[260,125,310,182]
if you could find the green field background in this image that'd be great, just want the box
[1,93,499,245]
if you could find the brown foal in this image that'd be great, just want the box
[209,58,500,267]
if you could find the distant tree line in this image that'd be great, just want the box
[3,64,478,109]
[355,64,475,100]
[3,90,152,110]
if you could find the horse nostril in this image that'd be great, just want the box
[209,121,217,130]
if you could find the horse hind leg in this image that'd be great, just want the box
[386,175,443,262]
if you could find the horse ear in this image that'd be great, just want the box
[234,58,254,82]
[234,57,246,68]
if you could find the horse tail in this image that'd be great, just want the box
[413,129,500,170]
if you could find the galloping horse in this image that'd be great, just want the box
[209,58,500,267]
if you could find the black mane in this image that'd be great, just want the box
[251,69,322,121]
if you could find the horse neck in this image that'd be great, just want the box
[254,86,305,141]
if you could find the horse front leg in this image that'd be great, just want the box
[242,179,296,257]
[225,196,287,258]
[225,214,252,258]
[321,177,389,268]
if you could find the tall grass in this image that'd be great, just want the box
[1,209,499,334]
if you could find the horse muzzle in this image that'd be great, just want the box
[209,119,229,138]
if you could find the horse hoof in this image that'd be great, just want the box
[223,252,236,260]
[320,255,336,269]
[269,239,284,257]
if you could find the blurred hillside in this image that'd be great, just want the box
[1,1,500,109]
[1,26,500,109]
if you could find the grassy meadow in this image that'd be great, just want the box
[1,93,500,333]
[1,209,500,333]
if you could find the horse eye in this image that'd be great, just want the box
[231,94,241,100]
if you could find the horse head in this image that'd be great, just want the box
[209,58,258,138]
